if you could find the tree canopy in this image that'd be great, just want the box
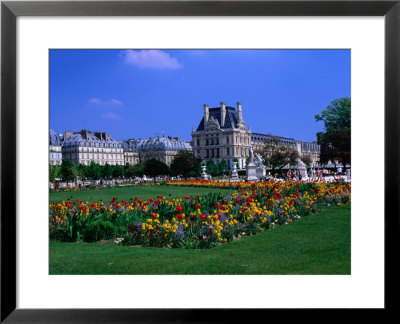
[255,136,299,172]
[316,97,351,166]
[88,160,101,180]
[300,154,313,167]
[49,164,62,182]
[218,159,228,175]
[170,150,201,178]
[144,159,169,178]
[101,163,113,178]
[206,158,219,177]
[61,159,75,181]
[315,97,351,132]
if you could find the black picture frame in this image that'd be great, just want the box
[1,0,398,322]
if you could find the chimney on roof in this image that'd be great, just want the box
[220,102,226,127]
[64,131,73,140]
[237,102,243,121]
[203,104,209,123]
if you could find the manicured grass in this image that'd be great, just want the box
[49,185,233,203]
[49,204,351,275]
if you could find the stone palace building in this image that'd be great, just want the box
[62,130,124,166]
[191,102,252,169]
[49,129,63,165]
[137,136,192,165]
[51,130,191,167]
[191,102,320,169]
[51,102,319,170]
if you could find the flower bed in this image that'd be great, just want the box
[49,180,351,249]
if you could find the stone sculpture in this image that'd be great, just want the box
[296,158,308,180]
[201,165,208,180]
[230,162,239,181]
[254,153,266,179]
[246,147,258,181]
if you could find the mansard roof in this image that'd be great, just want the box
[196,106,239,131]
[49,129,62,146]
[138,136,192,152]
[120,139,140,152]
[251,132,296,145]
[63,130,121,147]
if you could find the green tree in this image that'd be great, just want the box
[112,164,125,178]
[255,137,299,172]
[88,161,101,180]
[206,158,219,176]
[300,154,313,167]
[124,163,131,176]
[61,159,75,181]
[315,97,351,166]
[125,166,135,178]
[131,162,145,177]
[101,163,113,179]
[76,163,89,180]
[170,150,201,178]
[49,164,61,182]
[218,159,228,175]
[144,159,169,178]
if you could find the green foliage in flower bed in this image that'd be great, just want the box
[49,204,351,275]
[49,181,351,250]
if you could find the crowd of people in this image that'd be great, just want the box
[50,174,187,190]
[50,168,351,190]
[51,177,147,190]
[285,168,351,181]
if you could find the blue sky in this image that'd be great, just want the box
[50,49,350,142]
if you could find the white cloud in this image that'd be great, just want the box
[87,98,123,107]
[101,112,122,121]
[121,50,183,69]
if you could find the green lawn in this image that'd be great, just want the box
[49,204,351,275]
[49,185,233,203]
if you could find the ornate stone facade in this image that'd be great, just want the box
[192,102,320,169]
[137,136,192,166]
[120,139,140,166]
[252,133,320,166]
[295,140,320,166]
[192,102,252,169]
[49,129,62,165]
[62,130,124,166]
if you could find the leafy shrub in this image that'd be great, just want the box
[83,220,115,242]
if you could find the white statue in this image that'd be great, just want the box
[296,158,308,180]
[231,162,239,181]
[246,147,258,181]
[254,153,266,179]
[201,165,208,180]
